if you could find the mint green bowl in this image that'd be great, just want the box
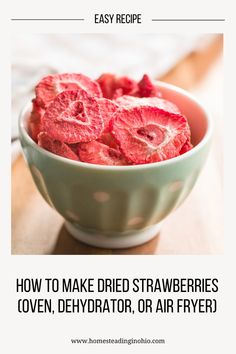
[19,82,212,249]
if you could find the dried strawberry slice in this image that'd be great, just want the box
[179,138,193,154]
[138,74,161,97]
[115,95,193,157]
[110,106,190,164]
[96,73,139,99]
[116,76,139,96]
[96,99,119,148]
[112,88,124,100]
[98,98,119,132]
[116,95,180,114]
[96,73,117,99]
[78,141,128,166]
[36,73,102,108]
[38,132,79,161]
[29,99,45,142]
[98,132,119,149]
[67,142,80,155]
[42,89,103,144]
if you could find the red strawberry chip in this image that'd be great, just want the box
[96,73,117,99]
[67,142,80,155]
[110,106,190,164]
[115,95,180,114]
[98,132,119,149]
[36,73,102,108]
[96,73,138,99]
[38,132,79,161]
[112,88,124,100]
[115,76,139,96]
[29,99,45,141]
[96,99,120,148]
[98,98,119,131]
[138,74,161,98]
[180,138,193,154]
[42,89,103,144]
[78,141,129,166]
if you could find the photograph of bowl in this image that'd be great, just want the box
[11,33,223,255]
[19,80,211,249]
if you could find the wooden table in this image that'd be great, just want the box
[12,36,223,255]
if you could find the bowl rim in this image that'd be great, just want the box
[19,80,212,171]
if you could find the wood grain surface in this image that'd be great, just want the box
[11,36,223,255]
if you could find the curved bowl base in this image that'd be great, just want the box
[65,222,161,249]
